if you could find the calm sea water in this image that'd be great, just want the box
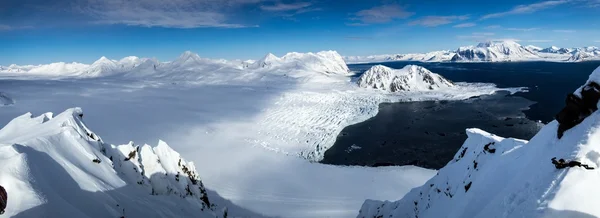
[320,61,600,169]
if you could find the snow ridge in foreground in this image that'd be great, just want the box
[0,108,231,217]
[358,66,600,218]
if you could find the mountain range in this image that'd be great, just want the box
[345,41,600,63]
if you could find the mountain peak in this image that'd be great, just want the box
[92,56,114,65]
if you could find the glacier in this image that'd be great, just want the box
[357,65,600,218]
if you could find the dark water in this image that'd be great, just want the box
[348,61,600,123]
[321,61,600,169]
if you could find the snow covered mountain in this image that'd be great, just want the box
[540,46,571,54]
[0,50,350,80]
[357,65,454,92]
[250,51,351,76]
[568,47,600,62]
[0,108,247,217]
[525,45,542,52]
[450,41,539,62]
[344,42,600,63]
[357,65,600,218]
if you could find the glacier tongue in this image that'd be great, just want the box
[357,66,600,218]
[0,108,239,217]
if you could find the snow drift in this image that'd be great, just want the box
[0,108,233,217]
[357,65,454,92]
[357,65,600,218]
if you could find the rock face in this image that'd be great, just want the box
[357,66,600,218]
[357,65,454,92]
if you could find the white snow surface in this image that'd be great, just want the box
[344,41,600,63]
[0,51,525,217]
[358,66,600,218]
[357,65,454,92]
[0,108,244,218]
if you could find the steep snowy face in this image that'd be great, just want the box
[0,108,230,217]
[357,65,454,92]
[451,40,539,62]
[358,66,600,218]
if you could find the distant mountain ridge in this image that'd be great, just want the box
[344,41,600,63]
[0,51,351,80]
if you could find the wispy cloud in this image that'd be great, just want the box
[0,24,34,31]
[485,25,502,29]
[595,40,600,43]
[481,0,567,20]
[505,27,540,31]
[553,29,576,33]
[409,15,469,27]
[351,4,414,25]
[0,24,12,31]
[74,0,267,28]
[528,39,553,42]
[260,2,311,11]
[453,22,476,28]
[344,36,372,40]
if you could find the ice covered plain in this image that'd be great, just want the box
[0,51,522,217]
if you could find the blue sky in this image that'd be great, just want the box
[1,0,600,65]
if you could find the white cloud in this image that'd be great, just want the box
[505,27,540,31]
[352,4,414,24]
[453,22,476,28]
[74,0,268,28]
[260,2,311,11]
[528,39,553,42]
[481,0,567,19]
[485,25,502,29]
[409,15,469,27]
[553,29,576,33]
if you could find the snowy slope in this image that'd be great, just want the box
[357,65,454,92]
[358,65,600,218]
[0,108,247,218]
